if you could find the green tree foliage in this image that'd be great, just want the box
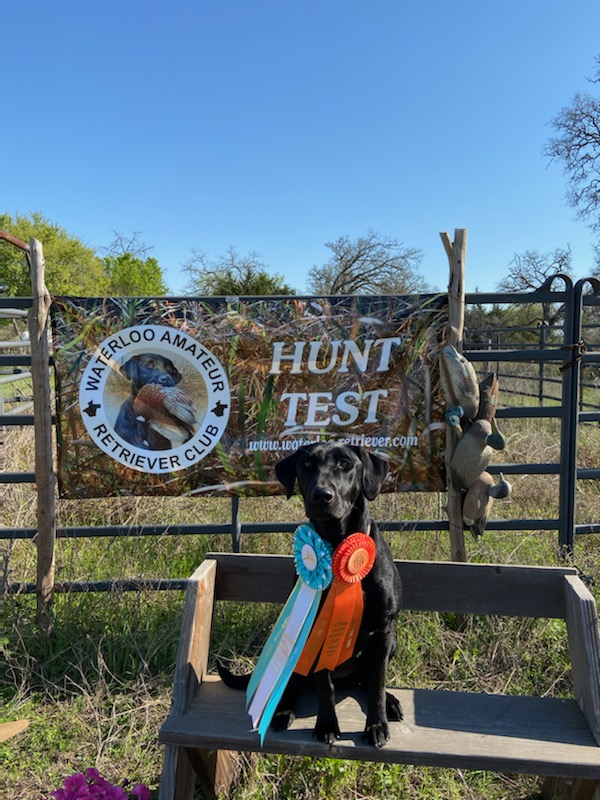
[307,231,429,295]
[103,253,168,296]
[183,247,295,295]
[0,211,107,296]
[101,231,168,296]
[0,216,169,297]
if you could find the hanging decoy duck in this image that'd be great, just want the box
[133,383,199,446]
[462,471,512,539]
[440,344,480,435]
[476,373,500,421]
[449,417,506,491]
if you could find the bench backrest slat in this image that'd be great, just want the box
[206,554,577,619]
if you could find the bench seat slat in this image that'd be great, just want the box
[207,553,577,618]
[159,676,600,779]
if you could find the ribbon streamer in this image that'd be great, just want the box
[245,524,333,742]
[294,532,376,675]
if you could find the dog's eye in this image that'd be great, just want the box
[302,458,313,470]
[338,458,352,471]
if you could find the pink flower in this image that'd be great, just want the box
[130,785,151,800]
[51,772,87,799]
[65,775,87,792]
[44,770,151,800]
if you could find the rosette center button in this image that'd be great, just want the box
[301,544,317,571]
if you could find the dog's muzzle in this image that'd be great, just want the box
[156,374,176,387]
[310,485,334,505]
[306,485,340,518]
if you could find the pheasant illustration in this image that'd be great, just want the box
[133,383,199,446]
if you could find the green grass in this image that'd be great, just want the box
[2,574,580,800]
[2,415,600,799]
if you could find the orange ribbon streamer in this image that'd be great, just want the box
[294,533,376,676]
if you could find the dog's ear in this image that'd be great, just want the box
[274,451,300,499]
[119,356,138,382]
[352,447,389,501]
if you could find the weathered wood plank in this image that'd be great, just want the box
[160,676,600,779]
[397,559,575,618]
[541,776,600,800]
[159,560,221,800]
[441,228,468,564]
[158,747,196,800]
[171,560,216,715]
[207,553,577,618]
[565,575,600,746]
[209,553,296,604]
[186,748,241,800]
[28,237,56,627]
[0,719,29,742]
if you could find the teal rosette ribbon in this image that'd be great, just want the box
[246,524,333,743]
[293,523,334,591]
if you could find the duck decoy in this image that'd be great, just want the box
[133,383,199,446]
[449,417,506,491]
[462,471,512,539]
[440,344,480,435]
[476,373,499,421]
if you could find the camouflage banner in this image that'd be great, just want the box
[51,294,448,498]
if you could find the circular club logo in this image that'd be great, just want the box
[79,325,230,473]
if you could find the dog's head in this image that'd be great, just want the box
[275,442,388,531]
[120,353,182,392]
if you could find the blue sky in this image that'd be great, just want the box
[3,0,599,295]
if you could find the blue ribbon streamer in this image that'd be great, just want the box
[256,586,321,744]
[245,524,333,743]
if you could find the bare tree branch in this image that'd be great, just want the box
[544,54,600,233]
[308,230,428,295]
[101,231,154,258]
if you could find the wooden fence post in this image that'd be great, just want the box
[28,237,56,627]
[440,229,468,563]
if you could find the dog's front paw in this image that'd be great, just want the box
[271,708,296,731]
[313,715,341,744]
[363,720,390,748]
[386,692,404,721]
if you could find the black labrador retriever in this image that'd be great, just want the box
[114,353,182,450]
[221,441,403,747]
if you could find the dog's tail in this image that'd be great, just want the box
[217,659,252,691]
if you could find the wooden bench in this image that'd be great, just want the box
[158,554,600,800]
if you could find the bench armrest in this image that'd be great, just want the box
[170,559,217,716]
[565,574,600,746]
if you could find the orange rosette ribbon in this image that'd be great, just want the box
[294,532,376,675]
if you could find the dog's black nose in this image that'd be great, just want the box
[156,374,175,387]
[311,486,334,505]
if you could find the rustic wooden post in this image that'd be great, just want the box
[28,237,57,627]
[440,229,468,563]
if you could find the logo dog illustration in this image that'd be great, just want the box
[114,353,200,450]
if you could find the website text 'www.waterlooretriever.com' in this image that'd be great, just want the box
[247,434,420,453]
